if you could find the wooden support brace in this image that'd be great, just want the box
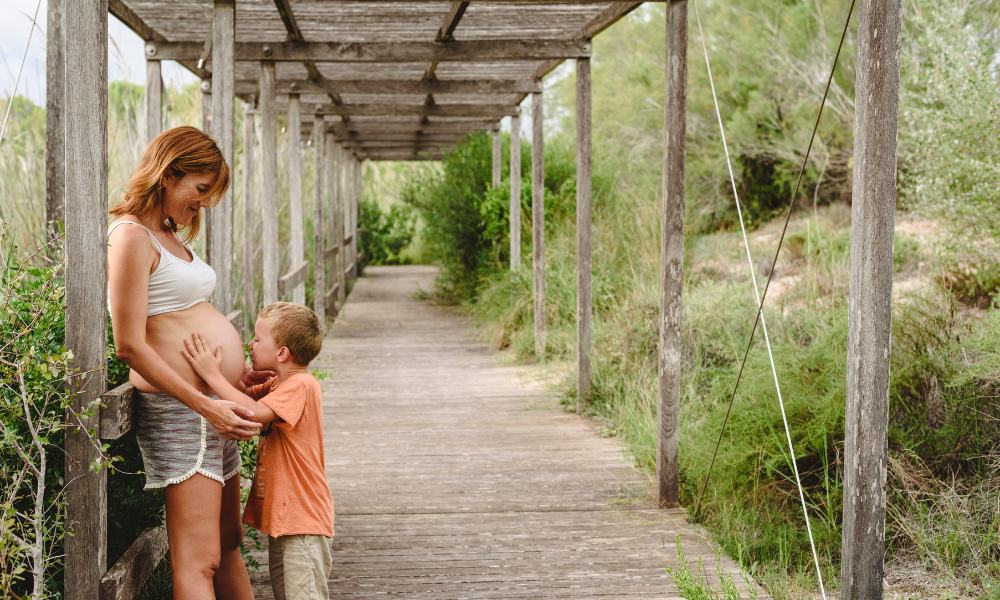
[45,0,65,246]
[63,0,109,595]
[532,86,546,359]
[145,39,592,63]
[234,78,542,96]
[324,244,341,260]
[261,61,279,306]
[297,103,519,118]
[278,262,310,299]
[510,114,521,270]
[657,0,687,509]
[841,1,902,598]
[575,56,592,411]
[287,94,306,305]
[145,59,161,143]
[99,526,169,600]
[100,382,135,441]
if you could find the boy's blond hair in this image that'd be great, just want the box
[258,302,323,365]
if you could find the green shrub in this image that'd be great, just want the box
[358,198,417,267]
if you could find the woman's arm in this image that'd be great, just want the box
[108,224,261,440]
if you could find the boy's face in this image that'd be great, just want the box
[249,317,282,371]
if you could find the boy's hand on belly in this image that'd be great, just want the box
[182,333,225,386]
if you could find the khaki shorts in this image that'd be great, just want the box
[268,534,332,600]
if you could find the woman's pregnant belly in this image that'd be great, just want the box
[132,301,245,394]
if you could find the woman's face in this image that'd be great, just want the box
[160,171,217,226]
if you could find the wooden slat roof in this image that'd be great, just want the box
[110,1,641,161]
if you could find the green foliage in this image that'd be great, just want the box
[0,228,79,598]
[358,198,417,267]
[666,536,759,600]
[899,0,1000,232]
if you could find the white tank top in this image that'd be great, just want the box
[107,221,217,317]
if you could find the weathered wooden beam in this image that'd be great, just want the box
[323,244,340,260]
[64,0,108,596]
[261,61,279,306]
[427,1,470,79]
[300,103,518,118]
[510,114,521,270]
[313,114,326,326]
[108,0,207,78]
[242,104,256,321]
[145,59,161,143]
[324,281,340,311]
[328,123,497,136]
[330,133,467,143]
[532,87,545,360]
[492,129,501,188]
[278,260,309,299]
[235,78,540,96]
[146,39,592,63]
[287,95,306,305]
[99,382,134,440]
[99,526,168,600]
[658,0,686,510]
[45,0,64,247]
[207,0,236,315]
[529,2,642,83]
[842,1,902,599]
[576,57,592,411]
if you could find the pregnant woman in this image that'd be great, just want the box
[107,126,261,600]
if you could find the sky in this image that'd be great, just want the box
[0,0,198,106]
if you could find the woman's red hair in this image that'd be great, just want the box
[109,126,231,243]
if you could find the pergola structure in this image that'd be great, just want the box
[49,1,902,599]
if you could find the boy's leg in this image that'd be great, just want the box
[272,535,332,600]
[268,534,287,600]
[215,473,253,600]
[164,473,223,600]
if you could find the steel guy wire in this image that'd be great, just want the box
[688,0,857,596]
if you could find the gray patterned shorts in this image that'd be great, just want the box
[134,391,242,490]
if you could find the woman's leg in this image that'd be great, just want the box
[164,473,223,600]
[215,473,253,600]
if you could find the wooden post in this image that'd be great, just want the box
[576,56,592,411]
[491,129,501,189]
[332,142,346,307]
[532,87,545,359]
[509,115,521,270]
[287,94,306,304]
[260,61,279,306]
[63,0,108,596]
[312,114,325,326]
[242,103,256,324]
[657,0,687,509]
[208,0,235,315]
[145,58,161,143]
[842,1,901,598]
[45,0,64,247]
[352,158,360,278]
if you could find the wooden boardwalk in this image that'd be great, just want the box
[249,265,756,599]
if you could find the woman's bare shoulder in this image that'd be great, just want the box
[108,217,158,258]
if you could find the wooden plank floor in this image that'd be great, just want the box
[248,265,760,599]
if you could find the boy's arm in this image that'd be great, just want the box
[182,334,280,425]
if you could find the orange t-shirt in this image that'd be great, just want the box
[242,373,335,538]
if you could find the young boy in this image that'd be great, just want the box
[182,302,334,600]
